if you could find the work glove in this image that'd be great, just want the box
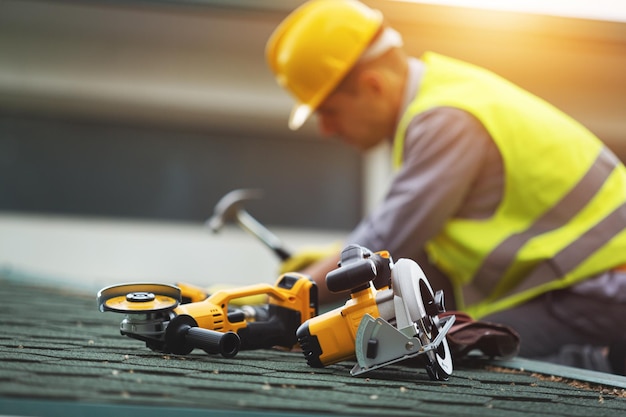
[278,242,343,275]
[440,311,520,360]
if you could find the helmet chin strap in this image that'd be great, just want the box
[358,27,404,64]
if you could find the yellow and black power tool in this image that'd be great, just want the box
[296,244,455,381]
[97,273,317,358]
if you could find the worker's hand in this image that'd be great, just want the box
[278,242,342,274]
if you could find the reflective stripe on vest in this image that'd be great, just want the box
[470,148,626,311]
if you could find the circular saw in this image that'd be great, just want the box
[350,259,454,380]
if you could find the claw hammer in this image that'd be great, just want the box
[206,189,292,261]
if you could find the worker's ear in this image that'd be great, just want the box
[358,69,384,97]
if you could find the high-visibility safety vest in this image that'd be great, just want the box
[394,52,626,319]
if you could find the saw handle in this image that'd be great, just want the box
[326,260,376,293]
[326,247,392,293]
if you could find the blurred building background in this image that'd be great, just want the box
[0,0,624,291]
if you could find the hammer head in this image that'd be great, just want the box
[206,189,264,232]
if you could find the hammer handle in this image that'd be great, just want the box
[237,210,292,261]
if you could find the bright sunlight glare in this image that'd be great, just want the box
[390,0,626,23]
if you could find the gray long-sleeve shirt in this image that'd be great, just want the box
[348,58,503,259]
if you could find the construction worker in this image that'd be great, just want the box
[265,0,626,374]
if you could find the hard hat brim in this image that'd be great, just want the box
[289,103,313,131]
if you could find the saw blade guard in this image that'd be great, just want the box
[392,259,428,329]
[392,259,453,379]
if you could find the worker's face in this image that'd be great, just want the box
[315,81,388,151]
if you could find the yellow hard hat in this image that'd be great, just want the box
[266,0,383,130]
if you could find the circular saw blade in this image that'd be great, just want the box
[97,282,181,313]
[415,273,453,380]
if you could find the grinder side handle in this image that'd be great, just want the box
[165,315,241,358]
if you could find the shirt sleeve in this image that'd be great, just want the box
[346,106,494,260]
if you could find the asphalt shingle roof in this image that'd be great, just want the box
[1,278,625,417]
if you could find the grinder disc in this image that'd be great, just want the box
[97,282,181,313]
